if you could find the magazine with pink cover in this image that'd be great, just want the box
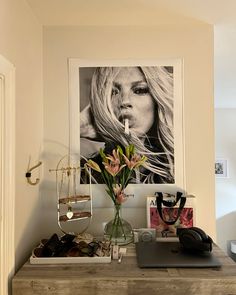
[146,196,195,237]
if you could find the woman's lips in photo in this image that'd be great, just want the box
[119,111,133,121]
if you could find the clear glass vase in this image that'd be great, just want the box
[104,204,133,245]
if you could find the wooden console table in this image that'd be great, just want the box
[12,244,236,295]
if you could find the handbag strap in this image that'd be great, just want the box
[156,191,182,207]
[156,192,186,225]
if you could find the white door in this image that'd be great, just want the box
[0,55,15,295]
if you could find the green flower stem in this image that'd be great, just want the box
[101,172,116,203]
[110,204,126,241]
[122,169,132,188]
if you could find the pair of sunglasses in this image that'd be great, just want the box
[67,241,99,257]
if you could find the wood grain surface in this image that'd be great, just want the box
[12,244,236,295]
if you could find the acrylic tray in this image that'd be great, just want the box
[30,241,111,264]
[30,254,111,264]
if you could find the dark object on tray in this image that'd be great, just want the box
[67,241,99,257]
[35,233,77,257]
[32,234,110,258]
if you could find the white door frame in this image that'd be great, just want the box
[0,55,15,295]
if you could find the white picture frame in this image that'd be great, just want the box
[69,58,185,188]
[215,159,228,178]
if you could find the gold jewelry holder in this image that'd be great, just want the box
[49,155,93,235]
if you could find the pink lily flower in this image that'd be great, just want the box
[113,184,127,204]
[113,184,123,196]
[105,149,121,165]
[102,148,126,176]
[123,154,147,170]
[103,162,125,177]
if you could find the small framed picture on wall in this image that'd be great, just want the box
[215,159,228,178]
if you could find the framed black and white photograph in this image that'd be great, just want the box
[215,159,228,178]
[69,59,184,186]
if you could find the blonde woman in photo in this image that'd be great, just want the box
[80,66,174,184]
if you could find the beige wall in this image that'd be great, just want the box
[0,0,216,272]
[43,24,215,239]
[0,0,43,270]
[215,109,236,253]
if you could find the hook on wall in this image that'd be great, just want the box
[25,161,42,185]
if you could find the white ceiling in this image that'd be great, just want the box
[26,0,236,108]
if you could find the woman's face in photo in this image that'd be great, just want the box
[111,67,155,136]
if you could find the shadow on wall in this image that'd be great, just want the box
[217,211,236,256]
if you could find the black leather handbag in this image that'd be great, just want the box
[155,191,186,225]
